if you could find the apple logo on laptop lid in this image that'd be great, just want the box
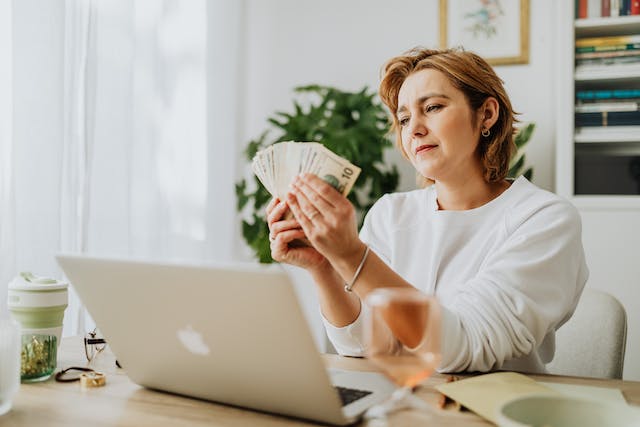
[177,325,210,356]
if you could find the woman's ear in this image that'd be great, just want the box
[481,97,500,130]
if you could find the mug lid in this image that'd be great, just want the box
[9,272,69,291]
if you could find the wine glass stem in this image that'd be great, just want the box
[393,386,430,411]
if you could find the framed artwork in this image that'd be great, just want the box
[439,0,529,66]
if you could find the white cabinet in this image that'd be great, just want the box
[555,2,640,380]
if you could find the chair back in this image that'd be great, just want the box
[547,288,627,379]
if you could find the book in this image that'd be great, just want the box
[575,101,639,112]
[576,43,640,53]
[589,0,602,16]
[576,89,640,100]
[575,61,640,76]
[576,56,640,68]
[603,0,611,15]
[578,0,588,18]
[611,0,621,15]
[575,110,640,126]
[576,49,640,59]
[632,0,640,13]
[576,34,640,47]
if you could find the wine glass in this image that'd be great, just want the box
[364,287,442,419]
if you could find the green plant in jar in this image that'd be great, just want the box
[20,334,57,382]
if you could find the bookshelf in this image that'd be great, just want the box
[555,2,640,381]
[556,5,640,204]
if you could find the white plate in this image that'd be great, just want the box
[497,394,640,427]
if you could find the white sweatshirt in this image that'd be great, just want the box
[322,176,589,374]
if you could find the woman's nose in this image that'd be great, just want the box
[409,117,427,136]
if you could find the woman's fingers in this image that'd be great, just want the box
[298,173,346,207]
[270,228,307,260]
[273,228,306,245]
[292,184,325,222]
[269,219,301,240]
[265,197,279,216]
[287,192,314,231]
[267,199,289,225]
[292,175,335,214]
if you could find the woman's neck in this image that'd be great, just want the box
[434,176,512,211]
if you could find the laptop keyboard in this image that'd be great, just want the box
[335,386,373,406]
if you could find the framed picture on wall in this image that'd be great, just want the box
[439,0,529,66]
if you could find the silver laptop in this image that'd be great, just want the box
[56,255,394,425]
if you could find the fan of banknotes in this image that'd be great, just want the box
[251,141,361,200]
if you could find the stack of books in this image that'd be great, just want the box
[576,0,640,18]
[575,89,640,127]
[575,34,640,70]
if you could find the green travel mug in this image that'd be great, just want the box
[7,272,68,382]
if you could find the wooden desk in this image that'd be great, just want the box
[4,337,640,426]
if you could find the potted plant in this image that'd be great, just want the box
[235,84,400,263]
[509,122,535,180]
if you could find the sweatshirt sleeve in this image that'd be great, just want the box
[322,195,392,356]
[438,198,588,373]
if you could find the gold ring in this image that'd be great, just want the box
[80,371,107,388]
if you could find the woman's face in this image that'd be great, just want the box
[397,68,483,183]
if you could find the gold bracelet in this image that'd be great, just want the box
[344,246,370,293]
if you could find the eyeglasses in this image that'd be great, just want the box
[84,328,107,363]
[54,329,119,383]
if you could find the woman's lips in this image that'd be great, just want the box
[415,144,437,155]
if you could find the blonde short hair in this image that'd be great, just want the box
[379,47,518,184]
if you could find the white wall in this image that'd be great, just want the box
[580,210,640,380]
[239,0,556,192]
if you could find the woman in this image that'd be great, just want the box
[266,47,588,374]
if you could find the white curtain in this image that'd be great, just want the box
[3,0,327,350]
[3,0,243,334]
[61,0,97,335]
[62,0,243,334]
[0,0,13,318]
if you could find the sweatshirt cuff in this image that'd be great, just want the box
[438,303,467,373]
[321,308,366,357]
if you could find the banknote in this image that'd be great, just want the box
[252,141,361,199]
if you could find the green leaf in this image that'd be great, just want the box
[509,154,525,178]
[514,122,535,149]
[509,123,535,179]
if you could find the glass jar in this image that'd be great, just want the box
[19,333,57,382]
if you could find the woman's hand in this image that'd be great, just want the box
[266,197,329,271]
[286,173,363,263]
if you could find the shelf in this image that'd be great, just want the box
[559,3,640,201]
[575,64,640,82]
[575,126,640,143]
[575,15,640,37]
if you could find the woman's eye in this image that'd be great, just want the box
[426,104,442,113]
[398,117,409,127]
